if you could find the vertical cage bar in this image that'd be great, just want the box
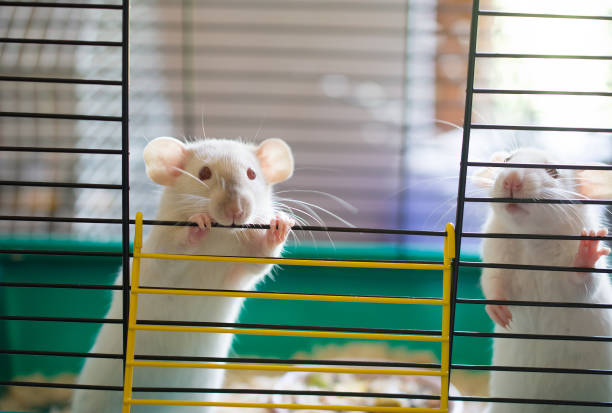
[121,0,131,372]
[122,212,143,413]
[449,0,480,385]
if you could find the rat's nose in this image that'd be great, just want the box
[503,171,523,196]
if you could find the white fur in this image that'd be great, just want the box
[479,148,612,412]
[72,138,293,413]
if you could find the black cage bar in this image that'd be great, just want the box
[1,0,611,411]
[451,0,612,409]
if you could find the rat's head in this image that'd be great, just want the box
[144,137,294,226]
[473,147,609,232]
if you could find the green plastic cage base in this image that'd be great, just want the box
[0,238,491,383]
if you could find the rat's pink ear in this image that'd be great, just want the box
[255,138,294,184]
[576,168,612,199]
[471,151,509,187]
[143,137,189,186]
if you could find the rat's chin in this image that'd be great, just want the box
[505,203,528,216]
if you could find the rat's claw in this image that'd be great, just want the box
[267,214,295,246]
[189,213,213,231]
[574,228,610,268]
[486,304,512,329]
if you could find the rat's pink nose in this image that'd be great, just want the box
[503,172,523,196]
[225,204,244,221]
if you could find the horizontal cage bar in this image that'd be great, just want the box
[0,380,443,400]
[470,124,612,133]
[473,88,612,97]
[0,349,122,359]
[0,37,122,47]
[454,330,612,342]
[0,216,123,224]
[0,249,436,260]
[459,261,612,274]
[466,162,612,170]
[464,197,611,205]
[452,395,612,408]
[142,219,448,236]
[0,316,442,336]
[0,216,447,236]
[0,1,123,9]
[129,388,440,400]
[136,252,448,271]
[126,399,444,412]
[0,282,122,290]
[475,52,612,60]
[137,320,441,336]
[0,75,122,85]
[135,287,444,305]
[4,382,611,407]
[128,360,445,376]
[136,356,433,369]
[0,316,121,324]
[0,180,122,189]
[478,10,612,20]
[462,232,612,241]
[457,298,612,309]
[453,364,612,375]
[0,350,439,369]
[0,249,123,257]
[0,111,122,122]
[0,147,122,154]
[0,381,121,391]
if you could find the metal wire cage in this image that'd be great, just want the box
[1,1,461,412]
[0,0,611,413]
[451,0,612,411]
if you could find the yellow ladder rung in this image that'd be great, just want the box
[128,360,444,376]
[131,324,448,342]
[138,252,448,271]
[134,287,446,305]
[126,399,446,413]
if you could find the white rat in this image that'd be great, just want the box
[474,147,612,413]
[72,137,296,413]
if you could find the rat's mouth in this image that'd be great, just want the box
[505,203,527,215]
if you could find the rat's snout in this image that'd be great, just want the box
[220,188,251,225]
[209,180,253,225]
[502,171,523,197]
[224,202,244,222]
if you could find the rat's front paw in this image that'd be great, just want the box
[574,229,610,268]
[486,300,512,329]
[266,214,295,248]
[187,213,214,244]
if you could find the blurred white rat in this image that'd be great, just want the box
[72,137,295,412]
[474,147,612,413]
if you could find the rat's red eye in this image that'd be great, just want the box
[199,166,212,180]
[247,168,256,180]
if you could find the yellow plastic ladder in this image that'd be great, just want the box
[122,211,455,412]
